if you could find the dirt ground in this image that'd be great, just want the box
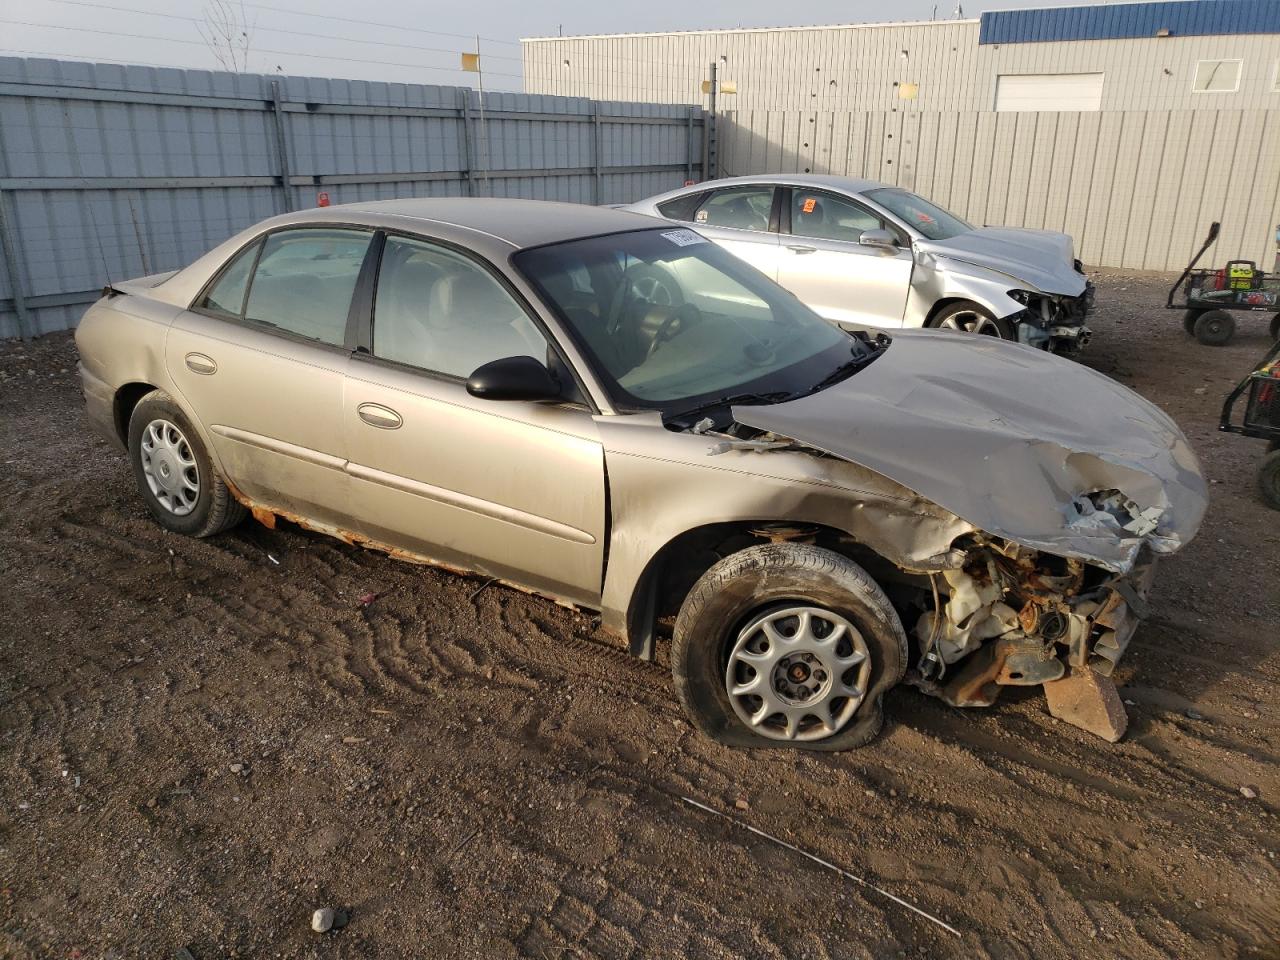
[1,270,1278,960]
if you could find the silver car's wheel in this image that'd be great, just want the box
[937,309,1000,336]
[139,418,200,516]
[725,605,872,742]
[931,300,1015,340]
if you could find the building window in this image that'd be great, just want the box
[994,73,1103,112]
[1193,59,1242,94]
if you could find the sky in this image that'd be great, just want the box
[3,0,1106,91]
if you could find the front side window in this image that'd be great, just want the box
[197,239,260,317]
[241,228,372,346]
[865,188,972,241]
[515,228,865,413]
[693,186,775,233]
[790,192,883,243]
[372,235,548,379]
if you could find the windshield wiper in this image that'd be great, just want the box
[805,341,886,395]
[665,390,796,427]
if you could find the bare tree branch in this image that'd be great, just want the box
[198,0,254,73]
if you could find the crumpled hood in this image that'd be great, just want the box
[733,330,1207,573]
[917,227,1087,298]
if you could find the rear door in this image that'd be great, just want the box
[687,184,782,279]
[776,188,913,327]
[341,232,607,606]
[166,226,373,527]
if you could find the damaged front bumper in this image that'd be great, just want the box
[911,544,1156,741]
[1012,281,1095,353]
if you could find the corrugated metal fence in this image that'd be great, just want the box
[0,56,705,338]
[720,107,1280,272]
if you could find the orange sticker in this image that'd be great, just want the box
[801,197,816,214]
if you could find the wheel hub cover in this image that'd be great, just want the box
[724,606,873,742]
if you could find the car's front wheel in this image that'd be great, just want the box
[671,543,907,750]
[930,300,1015,340]
[127,390,246,537]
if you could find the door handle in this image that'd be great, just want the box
[184,352,217,375]
[357,402,402,430]
[786,244,817,254]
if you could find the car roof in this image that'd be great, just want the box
[284,197,666,250]
[658,173,889,197]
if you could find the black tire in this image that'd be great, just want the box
[671,543,907,751]
[1194,310,1235,346]
[127,390,247,537]
[1270,313,1279,341]
[1259,450,1280,511]
[1183,309,1205,335]
[929,300,1016,340]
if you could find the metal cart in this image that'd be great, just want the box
[1167,222,1280,346]
[1220,340,1280,510]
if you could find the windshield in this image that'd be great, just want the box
[514,228,869,414]
[864,188,972,241]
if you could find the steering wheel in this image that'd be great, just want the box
[646,303,703,359]
[606,264,684,336]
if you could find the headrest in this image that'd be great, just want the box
[427,269,521,329]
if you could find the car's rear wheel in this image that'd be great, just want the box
[930,300,1015,340]
[1183,309,1205,335]
[127,390,246,537]
[1194,309,1235,346]
[671,543,907,750]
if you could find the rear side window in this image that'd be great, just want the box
[693,186,775,232]
[242,228,373,346]
[656,192,705,222]
[197,240,260,317]
[790,192,883,243]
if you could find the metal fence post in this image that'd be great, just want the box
[706,62,718,179]
[591,103,602,204]
[458,87,476,197]
[686,108,695,182]
[269,79,295,212]
[0,189,33,340]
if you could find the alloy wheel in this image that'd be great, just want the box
[937,310,1003,336]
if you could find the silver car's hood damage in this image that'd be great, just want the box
[917,227,1087,298]
[733,331,1207,573]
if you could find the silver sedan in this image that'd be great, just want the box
[626,174,1095,353]
[76,199,1202,749]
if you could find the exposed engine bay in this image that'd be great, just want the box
[906,537,1152,741]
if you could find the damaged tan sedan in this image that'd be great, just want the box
[76,199,1206,749]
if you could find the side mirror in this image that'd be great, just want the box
[466,355,564,402]
[858,228,897,249]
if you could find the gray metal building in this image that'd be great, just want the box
[521,1,1280,272]
[522,1,1280,112]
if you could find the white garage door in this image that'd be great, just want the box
[994,73,1104,112]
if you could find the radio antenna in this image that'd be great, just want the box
[87,203,114,288]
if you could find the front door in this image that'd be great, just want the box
[166,226,374,528]
[777,189,914,328]
[341,233,607,606]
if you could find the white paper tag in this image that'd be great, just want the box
[661,229,707,247]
